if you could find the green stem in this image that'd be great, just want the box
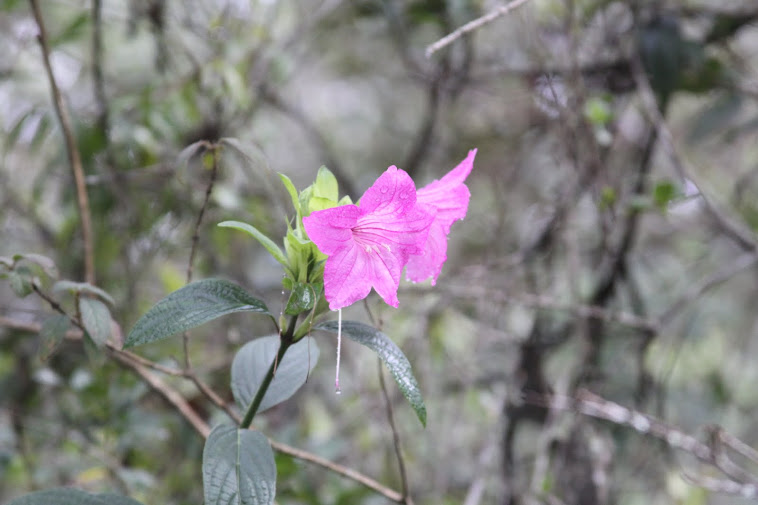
[240,314,298,429]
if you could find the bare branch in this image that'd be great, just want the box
[425,0,534,58]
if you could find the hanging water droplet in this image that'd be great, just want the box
[335,388,342,395]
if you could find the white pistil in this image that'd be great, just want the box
[335,308,342,394]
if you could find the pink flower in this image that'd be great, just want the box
[406,149,477,285]
[303,166,434,310]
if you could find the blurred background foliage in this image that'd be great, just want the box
[2,0,758,504]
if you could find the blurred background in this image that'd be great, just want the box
[2,0,758,504]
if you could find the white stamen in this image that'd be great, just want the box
[335,308,342,394]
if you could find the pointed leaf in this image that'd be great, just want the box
[80,297,112,348]
[218,221,288,268]
[313,166,338,201]
[279,173,300,215]
[7,488,145,505]
[39,314,70,361]
[203,425,276,505]
[125,279,272,348]
[231,335,319,414]
[316,320,427,426]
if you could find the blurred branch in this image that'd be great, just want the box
[656,251,758,326]
[259,84,357,197]
[630,51,758,253]
[0,311,407,503]
[29,0,96,285]
[425,0,533,58]
[528,390,758,494]
[441,285,658,333]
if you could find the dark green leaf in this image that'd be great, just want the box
[231,335,319,414]
[203,425,276,505]
[79,297,112,348]
[39,315,70,361]
[125,279,272,348]
[284,283,315,315]
[218,221,288,268]
[315,320,427,426]
[6,488,145,505]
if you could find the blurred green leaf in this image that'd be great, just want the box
[231,335,319,414]
[39,315,71,361]
[79,297,112,348]
[53,280,115,306]
[583,96,612,126]
[203,425,276,505]
[315,320,427,426]
[653,180,678,211]
[125,279,272,348]
[8,267,33,297]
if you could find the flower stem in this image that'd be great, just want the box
[240,314,298,429]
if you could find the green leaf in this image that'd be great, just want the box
[313,166,338,201]
[315,320,427,426]
[231,335,319,414]
[125,279,272,348]
[218,221,288,268]
[203,425,276,505]
[6,488,145,505]
[284,283,315,315]
[13,253,58,278]
[39,315,70,361]
[79,297,112,348]
[8,267,33,297]
[279,173,300,215]
[53,280,115,306]
[653,179,679,211]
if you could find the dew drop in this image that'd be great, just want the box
[335,388,342,395]
[380,185,388,194]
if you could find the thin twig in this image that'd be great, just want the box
[364,300,414,504]
[29,0,96,285]
[183,144,220,368]
[425,0,534,58]
[269,440,405,502]
[187,146,219,284]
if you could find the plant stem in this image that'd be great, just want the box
[240,314,298,429]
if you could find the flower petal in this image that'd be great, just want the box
[407,149,476,283]
[405,220,447,285]
[303,205,360,255]
[322,243,373,310]
[416,149,476,232]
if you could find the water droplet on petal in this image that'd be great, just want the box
[380,185,388,194]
